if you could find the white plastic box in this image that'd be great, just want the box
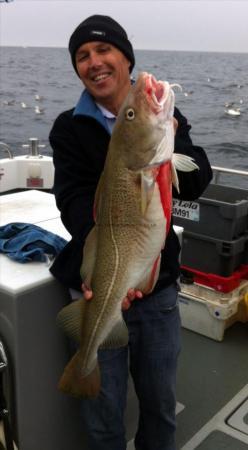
[178,280,248,341]
[0,191,88,450]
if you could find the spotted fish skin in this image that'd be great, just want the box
[57,72,198,398]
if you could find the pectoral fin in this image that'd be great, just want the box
[172,153,199,193]
[172,153,199,172]
[141,169,157,215]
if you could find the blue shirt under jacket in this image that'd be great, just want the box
[73,89,110,133]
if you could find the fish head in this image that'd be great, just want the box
[110,72,176,171]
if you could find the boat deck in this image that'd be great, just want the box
[126,322,248,449]
[0,185,248,450]
[1,323,247,450]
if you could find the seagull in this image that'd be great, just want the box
[224,107,241,116]
[183,90,193,97]
[35,94,43,101]
[3,100,15,106]
[34,106,44,115]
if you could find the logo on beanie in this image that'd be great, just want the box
[90,30,106,37]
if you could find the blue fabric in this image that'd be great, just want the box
[0,222,68,263]
[79,284,181,450]
[73,90,110,133]
[73,81,135,135]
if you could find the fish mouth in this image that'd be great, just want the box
[144,73,168,113]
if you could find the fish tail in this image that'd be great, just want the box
[58,350,101,398]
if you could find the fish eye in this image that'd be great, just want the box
[125,108,135,120]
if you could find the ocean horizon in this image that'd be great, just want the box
[1,46,247,187]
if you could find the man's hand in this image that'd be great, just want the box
[81,283,143,310]
[81,282,93,300]
[121,288,143,310]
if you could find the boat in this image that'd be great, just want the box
[0,139,248,450]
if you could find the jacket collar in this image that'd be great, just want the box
[73,89,110,133]
[73,77,135,133]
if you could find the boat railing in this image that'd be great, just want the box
[22,137,46,158]
[211,165,248,184]
[0,142,13,159]
[0,139,46,160]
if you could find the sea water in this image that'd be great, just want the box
[0,47,247,187]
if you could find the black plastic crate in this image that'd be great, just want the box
[173,184,248,240]
[181,231,248,277]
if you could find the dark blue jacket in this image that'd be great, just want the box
[49,90,212,291]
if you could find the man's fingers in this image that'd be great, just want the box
[122,297,131,311]
[121,288,144,310]
[81,283,93,301]
[135,290,143,299]
[127,288,136,301]
[127,288,143,301]
[81,284,144,308]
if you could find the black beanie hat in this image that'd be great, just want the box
[69,15,135,74]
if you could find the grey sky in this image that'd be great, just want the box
[1,0,248,53]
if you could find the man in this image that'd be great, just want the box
[49,15,212,450]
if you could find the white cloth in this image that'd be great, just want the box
[96,103,116,133]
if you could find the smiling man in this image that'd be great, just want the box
[69,15,134,115]
[73,41,131,115]
[49,14,212,450]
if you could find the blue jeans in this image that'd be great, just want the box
[80,283,181,450]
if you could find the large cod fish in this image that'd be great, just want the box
[57,72,198,398]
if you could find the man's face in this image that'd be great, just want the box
[75,41,131,113]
